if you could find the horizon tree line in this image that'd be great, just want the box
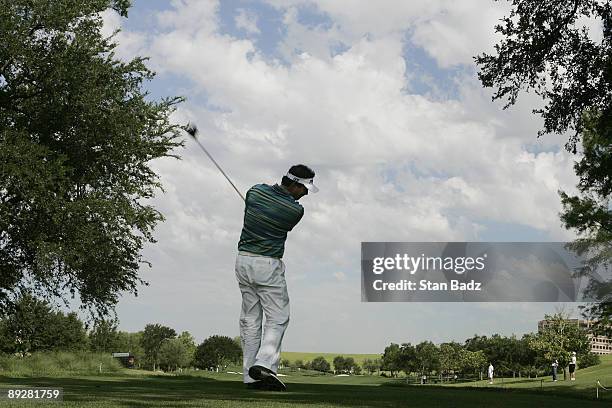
[0,294,602,379]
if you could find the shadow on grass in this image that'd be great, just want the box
[0,374,607,408]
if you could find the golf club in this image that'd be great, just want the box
[185,122,245,202]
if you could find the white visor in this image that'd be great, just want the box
[285,172,319,193]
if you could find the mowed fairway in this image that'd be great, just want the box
[1,364,609,408]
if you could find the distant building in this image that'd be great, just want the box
[538,319,611,355]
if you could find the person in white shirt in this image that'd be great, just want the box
[569,351,577,381]
[488,363,494,384]
[551,359,558,382]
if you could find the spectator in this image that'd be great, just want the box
[569,352,577,381]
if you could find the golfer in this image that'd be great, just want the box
[569,351,577,380]
[235,164,318,391]
[552,359,558,382]
[488,362,494,384]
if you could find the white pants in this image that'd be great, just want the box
[235,252,289,383]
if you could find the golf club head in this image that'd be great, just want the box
[185,122,199,138]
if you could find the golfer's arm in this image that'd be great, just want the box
[287,208,304,231]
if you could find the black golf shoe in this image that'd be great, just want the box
[248,365,287,391]
[245,378,285,391]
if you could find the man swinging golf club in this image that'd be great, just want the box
[235,164,318,391]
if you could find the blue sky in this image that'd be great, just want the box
[96,0,589,353]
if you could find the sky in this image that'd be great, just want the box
[95,0,603,353]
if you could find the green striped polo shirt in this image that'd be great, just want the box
[238,183,304,258]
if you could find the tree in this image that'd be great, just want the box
[232,336,241,349]
[176,331,196,367]
[519,333,541,377]
[194,335,242,371]
[560,111,611,337]
[475,0,610,151]
[333,356,345,373]
[381,343,402,377]
[415,341,440,377]
[0,292,87,355]
[516,334,538,377]
[465,335,489,354]
[141,324,176,371]
[0,0,184,318]
[362,358,381,375]
[344,357,356,374]
[0,319,11,352]
[528,313,590,379]
[466,334,538,378]
[159,338,191,372]
[438,342,463,379]
[488,335,524,377]
[398,343,417,376]
[333,356,356,374]
[310,356,330,373]
[89,319,120,353]
[459,349,487,378]
[475,0,611,329]
[280,358,290,369]
[49,311,89,352]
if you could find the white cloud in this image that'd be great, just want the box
[156,0,219,35]
[410,0,512,68]
[100,9,147,60]
[235,8,261,35]
[100,9,122,39]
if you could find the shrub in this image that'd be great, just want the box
[578,352,601,369]
[310,356,330,373]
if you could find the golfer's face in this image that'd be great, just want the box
[294,184,308,200]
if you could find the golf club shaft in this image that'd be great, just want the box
[192,138,245,202]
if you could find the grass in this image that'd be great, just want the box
[0,354,609,407]
[0,352,123,377]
